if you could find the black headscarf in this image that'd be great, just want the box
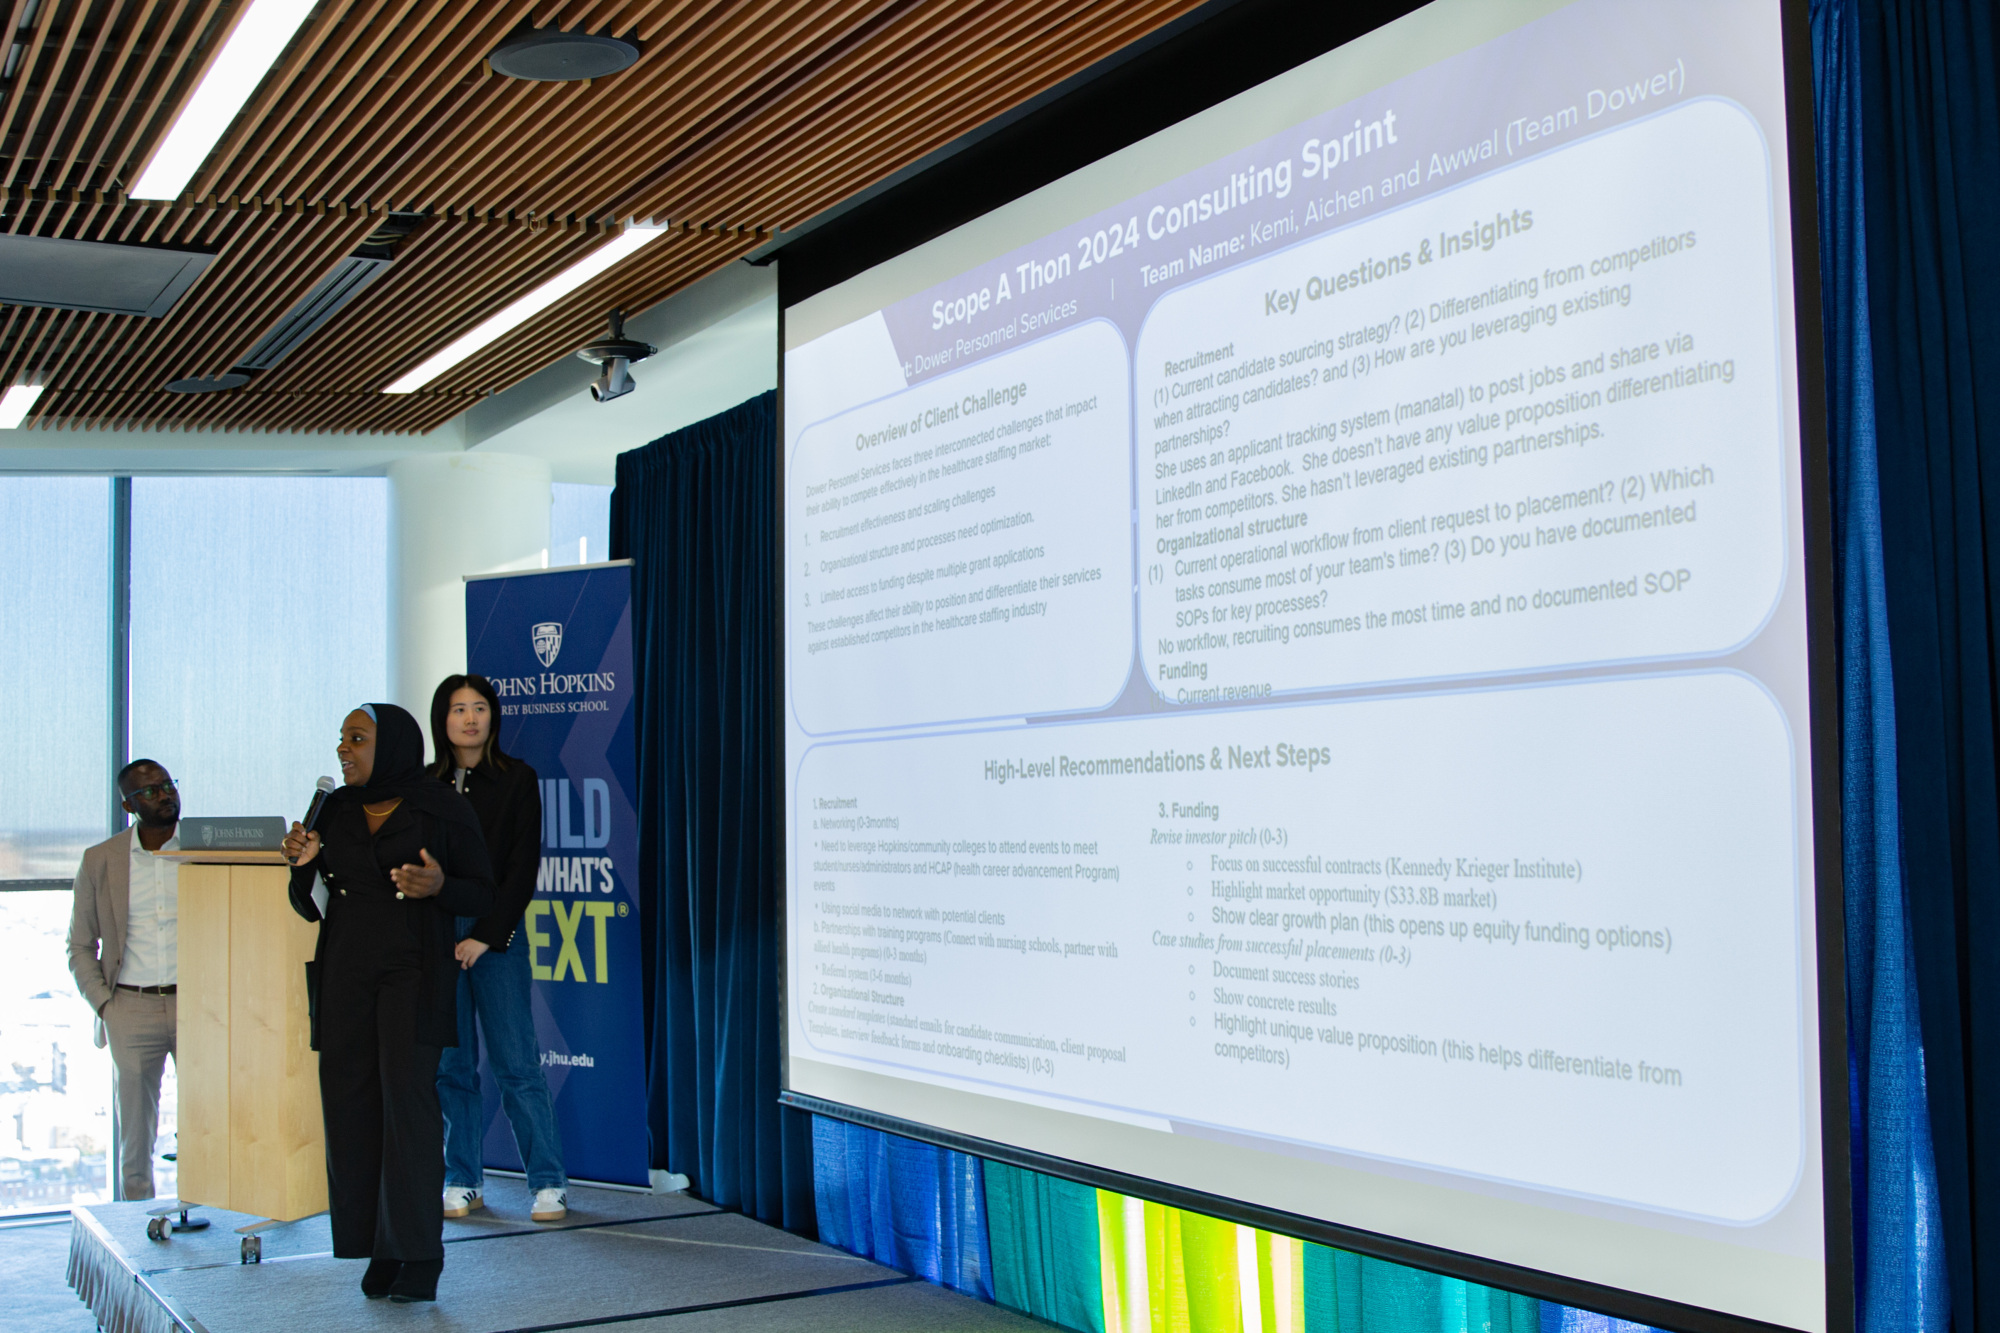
[327,702,481,829]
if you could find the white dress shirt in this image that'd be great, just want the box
[122,828,180,987]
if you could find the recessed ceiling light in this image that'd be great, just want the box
[0,382,44,428]
[130,0,317,200]
[165,373,251,393]
[490,29,640,82]
[382,224,666,395]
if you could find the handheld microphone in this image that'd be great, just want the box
[290,776,338,867]
[303,775,337,833]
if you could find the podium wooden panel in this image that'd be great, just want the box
[171,861,325,1221]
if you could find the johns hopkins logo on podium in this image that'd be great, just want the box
[532,621,563,667]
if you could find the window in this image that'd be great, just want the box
[130,478,388,817]
[0,892,114,1210]
[0,475,389,1214]
[550,482,611,567]
[0,477,114,1211]
[0,478,111,882]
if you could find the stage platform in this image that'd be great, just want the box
[66,1178,1039,1332]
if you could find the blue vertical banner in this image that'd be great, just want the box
[466,562,648,1187]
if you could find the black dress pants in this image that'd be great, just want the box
[318,899,444,1261]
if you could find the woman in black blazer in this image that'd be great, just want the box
[283,702,493,1304]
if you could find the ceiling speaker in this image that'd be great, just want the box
[490,30,639,82]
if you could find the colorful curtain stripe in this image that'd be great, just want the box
[986,1161,1106,1330]
[818,1118,1655,1333]
[1094,1189,1290,1333]
[1094,1189,1543,1333]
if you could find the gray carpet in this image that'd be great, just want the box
[0,1216,99,1332]
[153,1211,890,1329]
[611,1280,1055,1332]
[98,1176,720,1273]
[66,1181,1049,1332]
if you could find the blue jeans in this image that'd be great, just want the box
[438,919,567,1191]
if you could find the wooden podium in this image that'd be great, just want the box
[164,854,325,1222]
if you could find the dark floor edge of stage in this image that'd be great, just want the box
[65,1180,1047,1333]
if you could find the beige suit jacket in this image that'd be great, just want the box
[67,828,137,1030]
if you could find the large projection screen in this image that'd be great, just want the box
[780,2,1837,1328]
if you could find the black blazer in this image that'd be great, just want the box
[288,801,494,1048]
[447,758,542,950]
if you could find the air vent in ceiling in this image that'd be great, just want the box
[231,212,425,373]
[236,257,392,371]
[165,373,251,394]
[0,233,213,317]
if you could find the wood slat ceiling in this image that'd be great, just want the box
[0,0,1208,435]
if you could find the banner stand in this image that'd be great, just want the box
[464,560,651,1189]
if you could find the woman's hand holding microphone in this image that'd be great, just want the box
[284,822,320,866]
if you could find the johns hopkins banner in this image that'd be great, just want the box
[466,562,648,1187]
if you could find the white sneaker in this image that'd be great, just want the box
[442,1185,482,1218]
[530,1188,568,1222]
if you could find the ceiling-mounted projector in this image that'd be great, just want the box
[576,310,655,403]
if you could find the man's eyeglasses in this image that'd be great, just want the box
[126,781,177,802]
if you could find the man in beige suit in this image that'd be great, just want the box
[68,759,182,1201]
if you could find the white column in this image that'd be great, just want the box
[387,452,550,715]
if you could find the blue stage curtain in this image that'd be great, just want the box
[1536,1312,1658,1333]
[1850,1,2000,1327]
[609,390,815,1234]
[1813,3,1951,1330]
[810,1115,995,1298]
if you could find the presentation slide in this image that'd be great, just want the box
[783,1,1825,1327]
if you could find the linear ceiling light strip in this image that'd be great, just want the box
[0,381,44,427]
[130,0,317,201]
[386,228,749,398]
[380,222,666,394]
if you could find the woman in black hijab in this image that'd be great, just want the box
[283,703,494,1304]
